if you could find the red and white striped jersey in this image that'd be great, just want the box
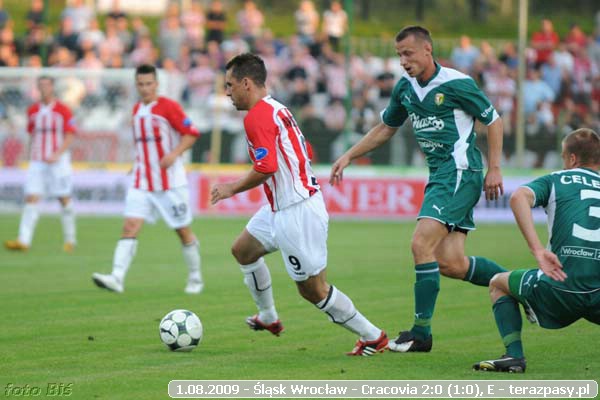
[131,96,199,192]
[27,101,76,162]
[245,96,319,211]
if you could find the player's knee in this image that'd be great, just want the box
[231,242,256,265]
[411,236,431,259]
[436,253,466,279]
[122,220,141,237]
[489,273,508,301]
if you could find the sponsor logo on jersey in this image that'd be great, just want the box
[183,117,192,127]
[434,93,444,106]
[480,104,494,118]
[409,112,445,132]
[560,245,598,260]
[254,147,268,160]
[417,139,444,151]
[403,94,412,104]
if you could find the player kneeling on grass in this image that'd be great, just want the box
[474,128,600,373]
[92,64,204,295]
[5,76,77,253]
[210,53,388,356]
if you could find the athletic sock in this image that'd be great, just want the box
[410,262,440,341]
[60,202,76,245]
[111,238,138,283]
[493,295,524,358]
[182,240,202,282]
[18,203,40,246]
[240,258,278,324]
[463,256,507,287]
[316,285,381,341]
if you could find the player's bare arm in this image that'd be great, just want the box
[211,169,274,205]
[510,187,567,282]
[47,132,76,163]
[159,134,198,169]
[330,122,397,186]
[484,118,504,201]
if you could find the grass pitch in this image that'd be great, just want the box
[0,215,598,399]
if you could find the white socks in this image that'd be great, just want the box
[182,240,202,282]
[240,257,278,324]
[111,238,138,282]
[61,202,76,245]
[18,203,39,246]
[316,286,381,341]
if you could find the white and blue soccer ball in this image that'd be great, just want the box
[159,309,203,352]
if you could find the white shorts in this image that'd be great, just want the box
[247,191,329,282]
[24,157,73,198]
[124,186,192,229]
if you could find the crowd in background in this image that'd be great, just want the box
[0,0,599,167]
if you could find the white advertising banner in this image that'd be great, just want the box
[0,168,546,223]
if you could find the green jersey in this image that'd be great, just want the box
[382,63,498,176]
[525,168,600,293]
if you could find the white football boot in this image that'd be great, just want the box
[92,273,124,293]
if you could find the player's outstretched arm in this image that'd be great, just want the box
[329,122,397,186]
[484,118,504,201]
[510,187,567,282]
[211,169,274,205]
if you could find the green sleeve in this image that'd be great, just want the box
[381,80,409,128]
[524,175,553,208]
[452,78,498,125]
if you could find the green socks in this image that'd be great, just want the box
[410,262,440,341]
[463,256,507,287]
[493,295,524,358]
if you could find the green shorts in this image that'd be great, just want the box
[418,169,483,231]
[508,269,600,329]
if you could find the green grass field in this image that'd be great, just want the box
[0,214,598,399]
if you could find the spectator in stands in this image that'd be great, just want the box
[22,25,49,58]
[49,46,76,67]
[115,15,133,52]
[553,41,575,75]
[159,15,186,62]
[531,19,560,66]
[186,52,216,107]
[484,63,516,160]
[295,0,319,46]
[78,18,105,51]
[540,53,564,99]
[323,52,347,100]
[61,0,94,34]
[130,17,149,49]
[523,67,556,167]
[322,0,347,52]
[53,16,79,54]
[181,0,206,50]
[565,23,588,53]
[206,0,227,45]
[570,45,595,106]
[237,0,264,50]
[99,24,125,64]
[498,41,519,71]
[162,58,186,103]
[298,103,328,162]
[26,0,44,32]
[106,0,127,25]
[128,35,157,67]
[450,35,480,74]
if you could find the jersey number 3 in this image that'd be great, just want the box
[573,190,600,242]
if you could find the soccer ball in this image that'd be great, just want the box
[159,309,203,352]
